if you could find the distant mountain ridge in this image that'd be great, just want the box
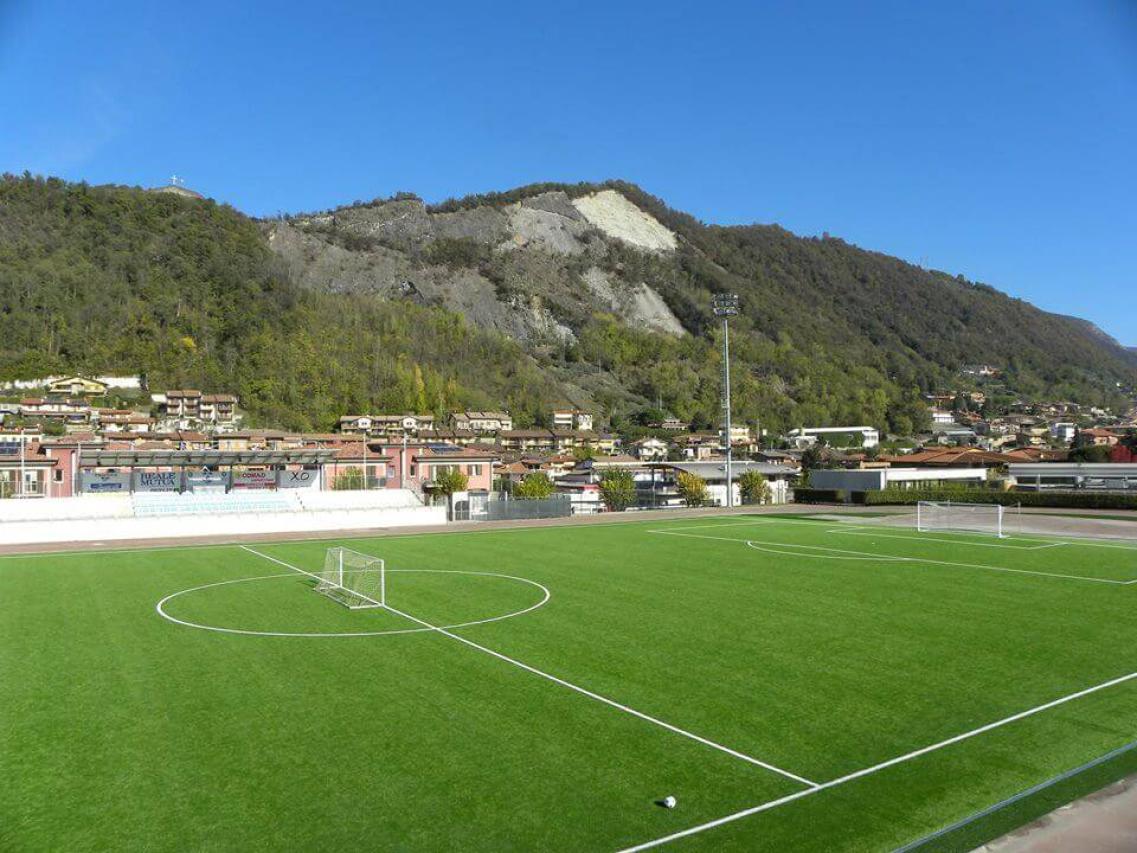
[1,174,1133,432]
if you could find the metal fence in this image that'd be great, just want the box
[451,494,574,522]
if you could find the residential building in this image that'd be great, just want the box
[96,410,155,434]
[452,411,513,433]
[1049,422,1077,444]
[46,375,109,396]
[1077,428,1121,447]
[632,437,670,461]
[552,409,593,431]
[20,397,94,426]
[498,429,556,453]
[160,390,203,419]
[339,413,435,436]
[200,394,238,425]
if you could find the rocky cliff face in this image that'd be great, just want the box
[267,190,688,342]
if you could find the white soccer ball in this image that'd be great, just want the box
[663,796,677,809]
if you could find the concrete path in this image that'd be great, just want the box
[978,774,1137,852]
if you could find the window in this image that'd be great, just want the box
[53,470,64,483]
[468,464,482,477]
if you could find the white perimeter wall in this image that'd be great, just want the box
[0,491,445,545]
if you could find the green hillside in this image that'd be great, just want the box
[1,173,1133,432]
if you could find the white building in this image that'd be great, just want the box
[655,461,797,506]
[786,426,880,449]
[633,437,670,461]
[1049,422,1077,444]
[809,467,988,491]
[551,409,593,431]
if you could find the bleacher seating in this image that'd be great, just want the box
[0,488,443,545]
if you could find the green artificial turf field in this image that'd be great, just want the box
[3,514,1137,851]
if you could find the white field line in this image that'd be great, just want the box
[651,530,1137,586]
[662,515,1137,552]
[824,528,1065,551]
[156,565,551,638]
[747,542,905,562]
[242,545,820,789]
[619,669,1137,851]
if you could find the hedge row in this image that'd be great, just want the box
[862,488,1137,510]
[793,486,1137,511]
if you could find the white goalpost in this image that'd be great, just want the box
[916,501,1007,539]
[314,547,386,609]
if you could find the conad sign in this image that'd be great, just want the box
[231,470,275,490]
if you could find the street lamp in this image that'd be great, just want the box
[712,294,740,508]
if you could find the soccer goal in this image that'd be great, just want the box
[314,547,386,609]
[916,501,1007,538]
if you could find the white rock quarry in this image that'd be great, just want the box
[571,190,678,252]
[580,267,686,335]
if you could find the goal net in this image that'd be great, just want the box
[315,547,386,609]
[916,501,1006,538]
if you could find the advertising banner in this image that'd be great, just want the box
[231,470,275,490]
[278,468,319,489]
[186,472,229,492]
[81,471,131,493]
[133,471,181,492]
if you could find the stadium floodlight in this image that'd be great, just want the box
[712,294,740,508]
[916,501,1007,539]
[315,547,386,609]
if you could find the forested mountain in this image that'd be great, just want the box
[1,173,1133,433]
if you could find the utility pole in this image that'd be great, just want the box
[712,294,740,508]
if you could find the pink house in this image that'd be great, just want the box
[322,441,497,497]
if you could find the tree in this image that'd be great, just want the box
[801,444,825,470]
[675,470,709,507]
[432,467,469,496]
[738,470,772,505]
[572,445,595,462]
[1069,444,1112,463]
[333,467,365,491]
[599,468,636,512]
[515,472,555,500]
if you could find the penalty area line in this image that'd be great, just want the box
[651,530,1136,585]
[241,544,820,790]
[618,669,1137,851]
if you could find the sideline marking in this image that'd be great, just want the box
[747,541,909,562]
[652,530,1137,585]
[619,669,1137,851]
[156,566,551,638]
[824,528,1066,551]
[242,545,820,789]
[657,516,1137,552]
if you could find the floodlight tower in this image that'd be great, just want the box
[712,293,740,508]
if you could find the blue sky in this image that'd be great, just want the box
[2,1,1135,343]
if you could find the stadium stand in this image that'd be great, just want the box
[0,489,444,545]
